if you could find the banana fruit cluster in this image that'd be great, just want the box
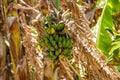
[40,21,73,60]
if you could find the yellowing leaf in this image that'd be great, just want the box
[9,18,21,72]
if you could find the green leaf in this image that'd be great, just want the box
[117,65,120,72]
[53,0,60,10]
[108,41,120,55]
[115,34,120,41]
[105,28,114,35]
[96,0,120,57]
[108,0,120,14]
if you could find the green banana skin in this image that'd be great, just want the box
[63,49,71,57]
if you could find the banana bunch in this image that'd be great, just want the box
[40,18,73,60]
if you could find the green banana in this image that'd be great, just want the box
[64,38,71,48]
[57,23,64,31]
[52,24,57,30]
[67,38,72,49]
[41,15,74,60]
[58,36,62,42]
[62,36,66,48]
[54,34,59,41]
[59,29,66,34]
[40,40,46,47]
[49,46,55,51]
[58,42,62,48]
[51,39,56,46]
[54,45,58,50]
[48,51,56,59]
[55,50,59,56]
[46,28,51,34]
[63,49,71,57]
[68,41,72,49]
[47,42,55,51]
[53,34,57,40]
[42,37,49,45]
[42,36,47,41]
[62,39,66,48]
[63,38,67,48]
[49,35,54,43]
[55,48,62,56]
[51,39,58,49]
[54,24,58,31]
[48,35,57,48]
